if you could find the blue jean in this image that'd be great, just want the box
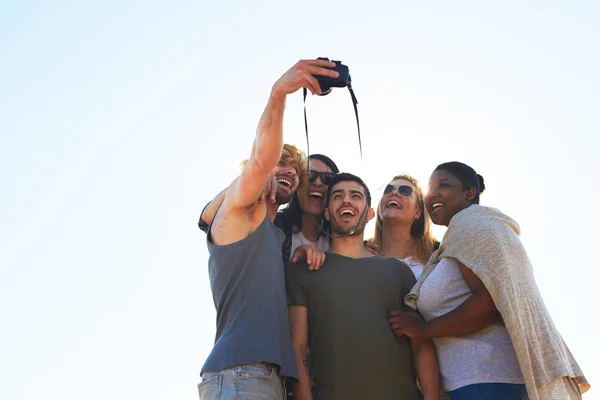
[197,363,286,400]
[450,383,528,400]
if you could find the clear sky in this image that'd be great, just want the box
[1,1,598,399]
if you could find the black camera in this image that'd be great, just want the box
[314,57,351,96]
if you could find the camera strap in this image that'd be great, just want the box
[302,85,362,159]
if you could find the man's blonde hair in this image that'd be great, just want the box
[240,144,307,182]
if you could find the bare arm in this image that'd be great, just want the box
[389,261,500,341]
[423,261,499,338]
[288,305,312,400]
[226,59,338,210]
[225,95,285,209]
[199,174,281,232]
[410,335,439,400]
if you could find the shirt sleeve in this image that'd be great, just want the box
[395,259,417,312]
[285,262,308,307]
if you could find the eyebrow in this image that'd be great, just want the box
[332,189,364,197]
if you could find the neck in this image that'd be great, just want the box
[301,212,321,241]
[267,203,280,222]
[381,220,415,259]
[329,233,372,259]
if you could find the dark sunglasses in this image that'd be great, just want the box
[308,170,335,185]
[383,184,414,198]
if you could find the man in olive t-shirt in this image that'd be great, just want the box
[285,173,439,400]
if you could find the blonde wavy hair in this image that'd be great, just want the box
[240,144,307,183]
[371,174,436,264]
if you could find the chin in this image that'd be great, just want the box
[335,226,364,236]
[276,193,293,205]
[311,206,325,215]
[430,215,445,226]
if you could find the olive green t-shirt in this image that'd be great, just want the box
[285,254,422,400]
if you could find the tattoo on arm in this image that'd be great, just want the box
[303,358,309,375]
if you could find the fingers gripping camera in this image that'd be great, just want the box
[313,57,351,96]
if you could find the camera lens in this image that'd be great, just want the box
[318,86,332,96]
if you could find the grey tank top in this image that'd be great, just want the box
[201,215,298,379]
[417,257,524,391]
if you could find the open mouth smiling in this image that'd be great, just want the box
[277,177,293,188]
[338,208,357,218]
[386,199,401,209]
[430,202,444,213]
[309,191,324,201]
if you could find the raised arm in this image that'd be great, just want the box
[226,59,338,209]
[288,305,312,400]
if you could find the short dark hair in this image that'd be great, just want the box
[326,173,371,207]
[433,161,486,204]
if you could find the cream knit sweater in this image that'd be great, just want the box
[406,205,589,399]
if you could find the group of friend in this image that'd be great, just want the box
[195,59,590,400]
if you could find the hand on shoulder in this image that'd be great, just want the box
[291,245,327,271]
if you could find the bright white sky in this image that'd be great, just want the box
[1,1,598,399]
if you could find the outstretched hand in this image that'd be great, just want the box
[272,59,339,97]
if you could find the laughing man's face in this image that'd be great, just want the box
[271,163,300,205]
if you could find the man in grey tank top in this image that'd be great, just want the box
[197,59,341,400]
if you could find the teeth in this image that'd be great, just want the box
[277,178,291,187]
[387,200,400,207]
[432,203,443,209]
[340,209,356,216]
[309,191,323,198]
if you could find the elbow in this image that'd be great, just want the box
[482,293,498,315]
[477,292,501,324]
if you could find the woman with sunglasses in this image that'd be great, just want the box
[369,174,438,280]
[390,161,589,399]
[278,154,338,262]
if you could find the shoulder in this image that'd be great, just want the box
[447,205,521,246]
[453,205,518,229]
[374,255,410,268]
[362,256,417,292]
[378,257,417,286]
[365,256,412,272]
[284,260,310,277]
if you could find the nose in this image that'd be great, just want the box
[341,196,353,205]
[283,168,297,177]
